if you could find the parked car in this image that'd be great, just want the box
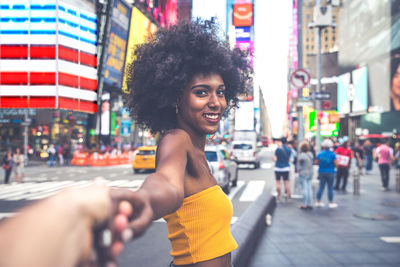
[231,141,261,169]
[132,146,157,173]
[205,145,238,194]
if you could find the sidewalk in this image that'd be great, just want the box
[248,166,400,267]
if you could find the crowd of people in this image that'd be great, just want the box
[273,137,400,210]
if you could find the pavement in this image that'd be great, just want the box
[248,164,400,267]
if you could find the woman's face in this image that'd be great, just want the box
[392,64,400,96]
[177,73,227,136]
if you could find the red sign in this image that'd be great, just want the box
[233,4,253,27]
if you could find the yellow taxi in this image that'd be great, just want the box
[132,146,157,173]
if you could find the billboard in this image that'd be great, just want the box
[233,4,253,27]
[234,101,254,131]
[103,0,131,89]
[0,0,97,113]
[122,6,158,94]
[351,66,368,113]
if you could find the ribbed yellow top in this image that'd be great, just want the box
[163,185,238,265]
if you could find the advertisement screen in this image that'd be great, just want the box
[0,0,98,113]
[122,7,158,94]
[390,50,400,111]
[337,72,350,114]
[233,4,253,27]
[351,66,368,113]
[103,0,131,89]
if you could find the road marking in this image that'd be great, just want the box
[261,162,273,169]
[228,181,245,200]
[109,173,117,178]
[239,180,265,202]
[380,236,400,243]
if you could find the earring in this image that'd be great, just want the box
[175,104,179,114]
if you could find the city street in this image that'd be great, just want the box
[0,148,276,266]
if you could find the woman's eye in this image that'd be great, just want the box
[194,90,207,96]
[217,90,226,96]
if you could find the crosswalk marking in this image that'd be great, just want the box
[239,180,265,202]
[380,236,400,243]
[0,179,264,203]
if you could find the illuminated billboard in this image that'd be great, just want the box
[0,0,98,113]
[233,4,253,27]
[122,6,158,94]
[103,0,131,89]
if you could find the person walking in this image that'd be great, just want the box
[13,147,25,183]
[334,141,352,191]
[96,20,252,267]
[2,149,13,184]
[315,139,338,208]
[297,141,314,209]
[352,140,365,175]
[363,139,374,174]
[273,137,292,201]
[375,139,394,191]
[47,144,56,167]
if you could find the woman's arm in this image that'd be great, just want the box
[112,130,189,239]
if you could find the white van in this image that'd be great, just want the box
[231,141,260,168]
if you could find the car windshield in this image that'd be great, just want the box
[137,150,155,155]
[233,144,253,149]
[205,151,218,162]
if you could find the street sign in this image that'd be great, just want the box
[311,92,331,100]
[289,68,311,88]
[21,122,30,126]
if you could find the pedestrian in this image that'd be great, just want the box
[2,149,13,184]
[63,144,70,166]
[363,139,374,174]
[13,147,25,183]
[352,140,365,175]
[394,142,400,169]
[102,19,252,266]
[297,141,314,209]
[47,144,56,167]
[334,141,352,191]
[315,139,338,208]
[273,137,292,201]
[375,138,394,191]
[58,144,64,166]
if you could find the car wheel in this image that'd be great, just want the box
[232,168,238,187]
[223,184,230,194]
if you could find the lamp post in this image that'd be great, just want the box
[308,1,335,154]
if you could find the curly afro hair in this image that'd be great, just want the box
[125,19,252,134]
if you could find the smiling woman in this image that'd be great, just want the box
[106,19,252,267]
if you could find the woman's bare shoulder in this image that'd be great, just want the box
[157,129,192,152]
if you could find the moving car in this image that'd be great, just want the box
[132,146,157,173]
[231,141,260,169]
[205,145,238,194]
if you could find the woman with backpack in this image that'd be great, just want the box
[297,141,314,209]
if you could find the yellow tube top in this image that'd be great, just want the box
[163,185,238,265]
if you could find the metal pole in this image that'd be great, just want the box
[353,168,360,195]
[24,109,29,165]
[315,25,322,154]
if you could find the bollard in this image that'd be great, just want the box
[396,169,400,193]
[353,168,360,195]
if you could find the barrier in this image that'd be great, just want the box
[353,168,360,195]
[71,152,89,166]
[89,152,108,167]
[231,191,276,267]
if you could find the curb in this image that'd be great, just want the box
[231,192,276,267]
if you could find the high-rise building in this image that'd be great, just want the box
[301,0,343,68]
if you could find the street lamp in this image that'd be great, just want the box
[308,1,335,153]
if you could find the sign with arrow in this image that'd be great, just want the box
[289,68,311,88]
[310,92,331,100]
